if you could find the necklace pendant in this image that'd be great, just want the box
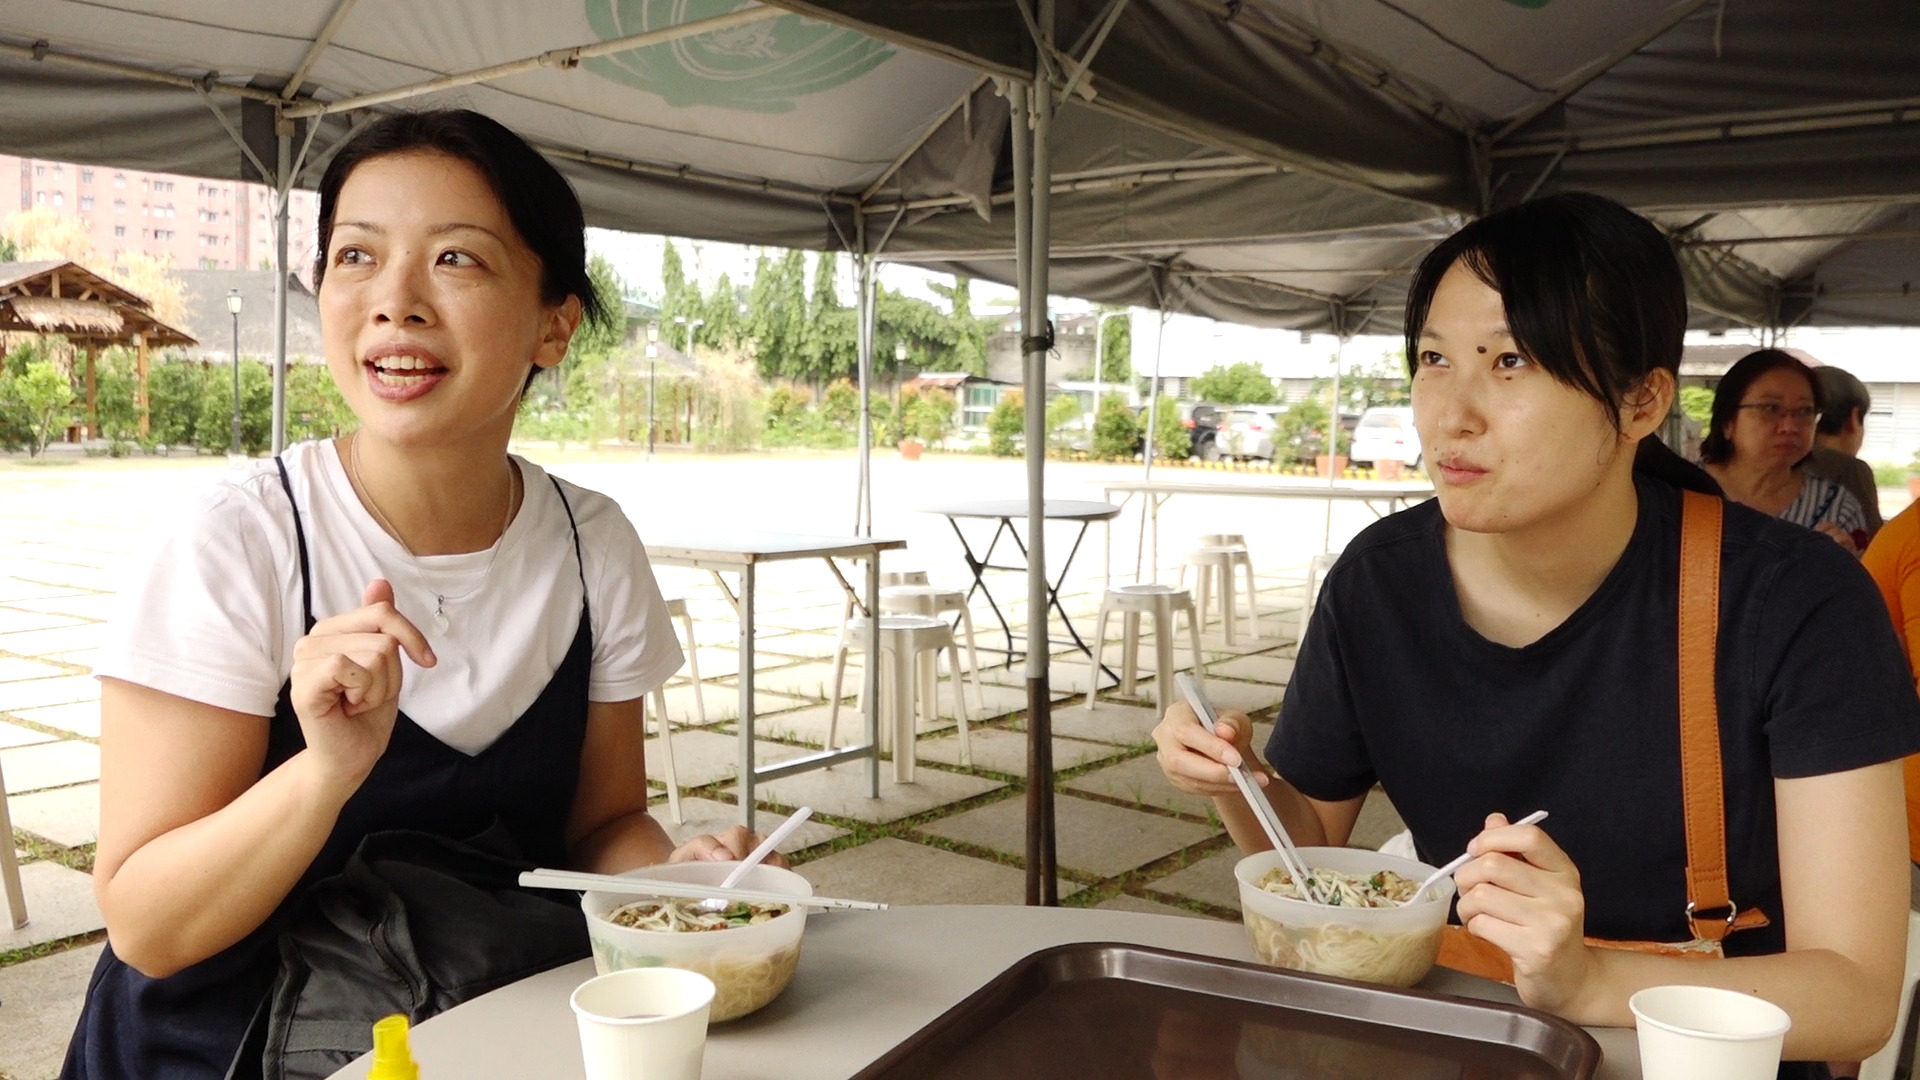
[432,597,450,634]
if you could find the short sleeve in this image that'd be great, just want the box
[1749,531,1920,778]
[575,491,685,703]
[1265,574,1378,802]
[93,480,295,717]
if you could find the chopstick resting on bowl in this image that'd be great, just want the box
[519,869,888,911]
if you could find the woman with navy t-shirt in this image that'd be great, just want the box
[64,111,771,1079]
[1156,194,1920,1077]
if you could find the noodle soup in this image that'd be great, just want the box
[582,863,811,1022]
[1233,848,1452,988]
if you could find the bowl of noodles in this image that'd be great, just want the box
[581,861,811,1022]
[1234,846,1451,988]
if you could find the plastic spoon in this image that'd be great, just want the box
[1402,809,1549,905]
[695,806,814,914]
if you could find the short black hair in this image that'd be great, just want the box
[1812,365,1871,435]
[1698,349,1823,466]
[1403,192,1687,432]
[313,109,609,333]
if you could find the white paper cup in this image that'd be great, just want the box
[571,967,715,1080]
[1630,985,1791,1080]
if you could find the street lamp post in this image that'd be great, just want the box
[226,288,243,459]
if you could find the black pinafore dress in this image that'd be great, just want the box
[63,459,594,1080]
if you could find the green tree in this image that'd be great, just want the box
[1045,392,1083,450]
[93,347,143,452]
[802,253,858,381]
[286,363,355,443]
[1092,394,1137,458]
[1679,386,1715,426]
[1138,396,1190,460]
[746,250,809,380]
[1337,349,1412,414]
[569,254,627,361]
[1096,310,1131,382]
[0,234,17,262]
[1190,362,1276,405]
[192,360,273,454]
[147,360,212,447]
[15,360,77,457]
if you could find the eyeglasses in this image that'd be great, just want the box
[1737,403,1818,425]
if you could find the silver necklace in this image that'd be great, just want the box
[347,433,519,634]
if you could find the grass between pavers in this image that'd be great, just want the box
[0,648,94,678]
[0,926,107,970]
[0,711,98,744]
[12,832,94,875]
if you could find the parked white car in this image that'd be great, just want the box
[1221,405,1284,461]
[1349,406,1421,467]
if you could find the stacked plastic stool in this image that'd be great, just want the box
[1179,532,1260,644]
[827,613,973,781]
[1085,583,1206,719]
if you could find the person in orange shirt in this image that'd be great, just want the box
[1861,501,1920,865]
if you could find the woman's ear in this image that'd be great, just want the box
[1621,368,1676,441]
[532,295,586,372]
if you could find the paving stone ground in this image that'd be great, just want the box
[0,451,1409,1078]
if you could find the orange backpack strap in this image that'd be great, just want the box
[1677,490,1770,944]
[1437,489,1766,985]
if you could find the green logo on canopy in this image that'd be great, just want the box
[583,0,894,112]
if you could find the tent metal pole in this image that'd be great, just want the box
[1322,334,1346,552]
[272,123,291,454]
[855,212,872,538]
[1027,60,1058,907]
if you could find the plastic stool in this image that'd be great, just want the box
[878,584,984,714]
[0,755,25,929]
[1086,584,1205,719]
[1296,552,1341,644]
[827,614,972,781]
[1180,541,1259,644]
[645,597,707,825]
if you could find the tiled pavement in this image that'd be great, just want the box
[0,451,1408,1080]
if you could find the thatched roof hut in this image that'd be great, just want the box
[0,260,197,438]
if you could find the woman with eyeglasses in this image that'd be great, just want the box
[1700,349,1869,553]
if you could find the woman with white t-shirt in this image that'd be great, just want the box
[62,111,770,1080]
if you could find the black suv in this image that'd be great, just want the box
[1183,402,1226,460]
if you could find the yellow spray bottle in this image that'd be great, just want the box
[367,1014,419,1080]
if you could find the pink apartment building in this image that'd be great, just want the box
[0,154,319,277]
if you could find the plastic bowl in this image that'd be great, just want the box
[582,862,812,1022]
[1234,847,1452,987]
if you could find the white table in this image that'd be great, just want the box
[1100,478,1435,582]
[644,532,906,831]
[326,905,1639,1079]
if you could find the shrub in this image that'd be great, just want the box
[1137,396,1189,460]
[1092,394,1138,459]
[986,390,1023,456]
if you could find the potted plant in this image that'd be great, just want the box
[1376,457,1404,481]
[1315,453,1349,478]
[898,437,924,461]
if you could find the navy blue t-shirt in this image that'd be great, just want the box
[1269,476,1920,956]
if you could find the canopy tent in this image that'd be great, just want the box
[7,0,1920,903]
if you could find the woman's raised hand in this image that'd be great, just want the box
[1154,700,1268,797]
[289,579,436,792]
[1453,812,1595,1014]
[668,824,791,868]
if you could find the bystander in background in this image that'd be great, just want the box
[1811,366,1884,540]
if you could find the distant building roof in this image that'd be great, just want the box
[176,269,322,363]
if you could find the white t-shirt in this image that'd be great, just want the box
[95,440,684,755]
